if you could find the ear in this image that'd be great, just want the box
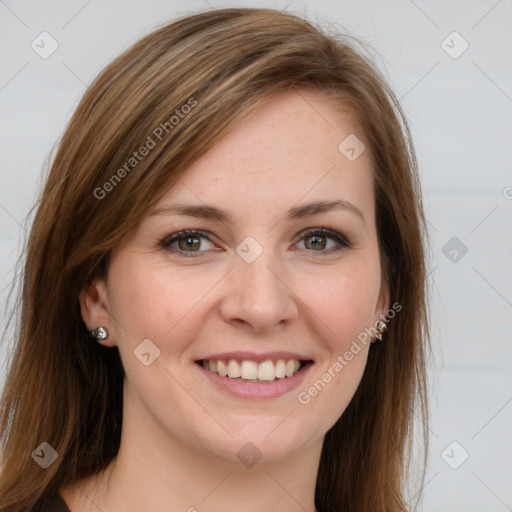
[372,279,391,343]
[375,279,391,321]
[79,278,117,347]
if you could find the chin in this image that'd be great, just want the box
[189,414,317,467]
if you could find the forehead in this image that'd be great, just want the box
[156,90,374,226]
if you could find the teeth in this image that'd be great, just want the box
[241,360,258,379]
[285,360,295,377]
[258,360,275,381]
[217,360,228,377]
[275,359,286,378]
[227,359,241,378]
[200,358,306,382]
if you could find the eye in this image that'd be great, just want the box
[293,227,352,254]
[160,227,352,257]
[160,229,216,257]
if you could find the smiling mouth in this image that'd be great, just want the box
[196,358,313,383]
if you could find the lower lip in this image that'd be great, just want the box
[196,361,313,399]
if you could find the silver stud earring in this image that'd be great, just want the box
[90,326,108,341]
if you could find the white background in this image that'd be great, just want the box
[1,1,511,511]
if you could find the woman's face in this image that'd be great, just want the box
[84,90,389,466]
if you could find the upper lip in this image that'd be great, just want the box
[196,351,313,363]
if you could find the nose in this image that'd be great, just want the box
[218,247,299,334]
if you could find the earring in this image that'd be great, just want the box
[90,326,108,341]
[374,320,387,341]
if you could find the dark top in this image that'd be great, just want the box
[31,494,70,512]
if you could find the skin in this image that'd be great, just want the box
[61,90,389,512]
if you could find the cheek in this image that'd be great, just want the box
[295,269,376,428]
[302,262,381,347]
[107,257,183,341]
[107,256,226,359]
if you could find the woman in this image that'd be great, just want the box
[0,7,430,512]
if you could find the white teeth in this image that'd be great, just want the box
[200,358,306,382]
[275,359,286,378]
[258,360,275,381]
[227,359,241,378]
[240,360,258,379]
[217,360,228,377]
[285,360,295,377]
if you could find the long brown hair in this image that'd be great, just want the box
[0,8,430,511]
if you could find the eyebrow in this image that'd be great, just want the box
[149,199,366,226]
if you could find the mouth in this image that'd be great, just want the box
[195,358,313,383]
[194,355,314,399]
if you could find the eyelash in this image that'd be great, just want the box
[159,227,352,258]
